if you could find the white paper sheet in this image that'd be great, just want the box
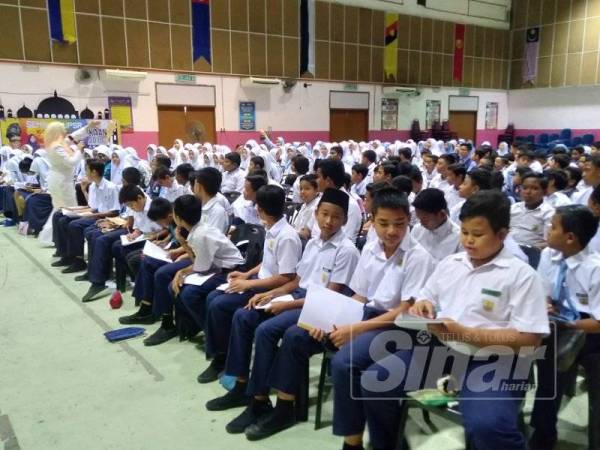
[297,285,364,333]
[121,234,147,247]
[184,273,215,286]
[215,283,244,294]
[255,294,295,310]
[142,241,172,263]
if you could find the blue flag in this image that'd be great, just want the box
[192,0,211,63]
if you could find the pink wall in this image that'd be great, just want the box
[121,131,159,158]
[216,131,331,149]
[476,129,501,146]
[369,130,411,142]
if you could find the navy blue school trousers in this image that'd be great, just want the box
[23,193,52,233]
[361,343,530,450]
[52,212,78,256]
[133,258,191,315]
[87,228,127,285]
[531,322,600,450]
[66,218,96,258]
[225,288,306,396]
[173,272,230,331]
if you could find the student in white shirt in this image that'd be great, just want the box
[155,166,190,202]
[221,152,247,193]
[420,152,439,188]
[362,191,549,450]
[572,154,600,206]
[313,159,362,243]
[450,168,492,224]
[350,164,368,197]
[200,185,302,384]
[530,205,600,450]
[54,159,120,273]
[191,167,229,234]
[142,194,245,346]
[232,174,267,225]
[412,188,461,262]
[444,163,465,210]
[291,174,319,240]
[588,185,600,253]
[205,189,360,437]
[361,150,377,183]
[429,154,456,195]
[544,169,572,208]
[290,155,309,203]
[510,173,555,248]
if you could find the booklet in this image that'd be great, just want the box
[394,313,447,331]
[255,294,295,310]
[142,241,172,263]
[184,273,215,286]
[121,233,147,247]
[297,285,364,333]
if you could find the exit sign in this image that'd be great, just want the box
[175,73,196,84]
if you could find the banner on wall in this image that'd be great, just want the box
[426,100,441,129]
[0,119,120,148]
[485,102,498,130]
[108,97,134,133]
[192,0,211,64]
[300,0,316,76]
[453,24,465,82]
[239,102,256,131]
[384,13,399,83]
[522,27,540,84]
[381,98,398,130]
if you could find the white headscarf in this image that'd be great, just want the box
[146,144,157,162]
[110,148,128,186]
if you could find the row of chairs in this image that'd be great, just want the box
[515,129,595,150]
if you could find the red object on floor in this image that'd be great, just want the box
[109,291,123,309]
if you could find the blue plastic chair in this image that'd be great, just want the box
[549,133,560,141]
[582,134,595,145]
[538,133,549,145]
[572,136,583,147]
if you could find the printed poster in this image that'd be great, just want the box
[485,102,498,129]
[425,100,441,129]
[108,97,134,133]
[381,98,398,130]
[239,101,256,131]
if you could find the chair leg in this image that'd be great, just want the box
[295,362,309,422]
[314,353,329,430]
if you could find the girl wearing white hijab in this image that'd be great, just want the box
[146,144,157,162]
[110,148,128,187]
[497,141,509,157]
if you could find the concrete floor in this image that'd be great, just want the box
[0,226,590,450]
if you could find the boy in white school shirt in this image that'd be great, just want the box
[291,174,320,240]
[191,167,229,234]
[411,188,461,262]
[588,185,600,253]
[232,174,267,225]
[544,169,572,208]
[571,154,600,206]
[360,190,550,450]
[141,195,245,346]
[221,152,246,193]
[530,205,600,450]
[449,168,492,224]
[350,164,369,198]
[154,166,191,202]
[510,172,555,248]
[205,189,360,437]
[199,185,303,384]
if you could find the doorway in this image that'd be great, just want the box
[157,106,216,147]
[330,109,369,142]
[448,111,477,142]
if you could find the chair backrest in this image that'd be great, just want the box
[229,223,266,271]
[549,133,560,141]
[538,133,549,144]
[572,136,583,147]
[582,133,595,145]
[560,128,572,140]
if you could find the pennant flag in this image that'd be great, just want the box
[192,0,211,63]
[522,27,540,83]
[48,0,77,44]
[300,0,315,75]
[453,24,465,81]
[384,13,399,83]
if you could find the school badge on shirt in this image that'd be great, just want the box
[481,288,501,312]
[322,267,332,284]
[268,239,275,251]
[576,293,589,305]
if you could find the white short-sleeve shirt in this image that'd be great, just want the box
[350,233,436,311]
[187,223,245,273]
[159,180,191,202]
[510,201,555,247]
[297,229,360,290]
[571,185,593,206]
[88,178,120,213]
[132,196,163,234]
[411,218,461,262]
[258,217,303,279]
[201,196,229,234]
[420,248,550,334]
[545,191,572,209]
[292,196,319,232]
[537,247,600,319]
[221,168,246,193]
[311,188,362,242]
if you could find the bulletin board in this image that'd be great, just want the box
[108,97,134,133]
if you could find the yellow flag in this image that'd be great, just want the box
[59,0,77,43]
[384,13,398,82]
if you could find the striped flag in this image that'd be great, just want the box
[453,24,465,81]
[522,27,540,83]
[384,13,398,83]
[300,0,315,75]
[48,0,77,44]
[192,0,211,63]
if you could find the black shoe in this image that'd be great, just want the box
[62,260,87,274]
[51,258,71,267]
[119,309,156,325]
[74,273,89,282]
[82,283,108,302]
[52,251,60,257]
[143,326,177,346]
[244,403,296,441]
[226,399,273,434]
[197,358,225,384]
[206,382,250,411]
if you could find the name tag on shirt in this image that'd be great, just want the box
[481,288,501,312]
[321,267,332,284]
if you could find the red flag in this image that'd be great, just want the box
[453,24,465,82]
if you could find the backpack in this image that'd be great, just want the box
[229,223,266,272]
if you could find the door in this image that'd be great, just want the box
[157,106,216,147]
[448,111,477,143]
[330,109,369,142]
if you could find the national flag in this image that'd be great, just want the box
[300,0,315,75]
[384,13,399,82]
[522,27,540,83]
[453,24,466,81]
[48,0,77,44]
[192,0,211,63]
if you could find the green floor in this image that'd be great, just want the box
[0,227,590,450]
